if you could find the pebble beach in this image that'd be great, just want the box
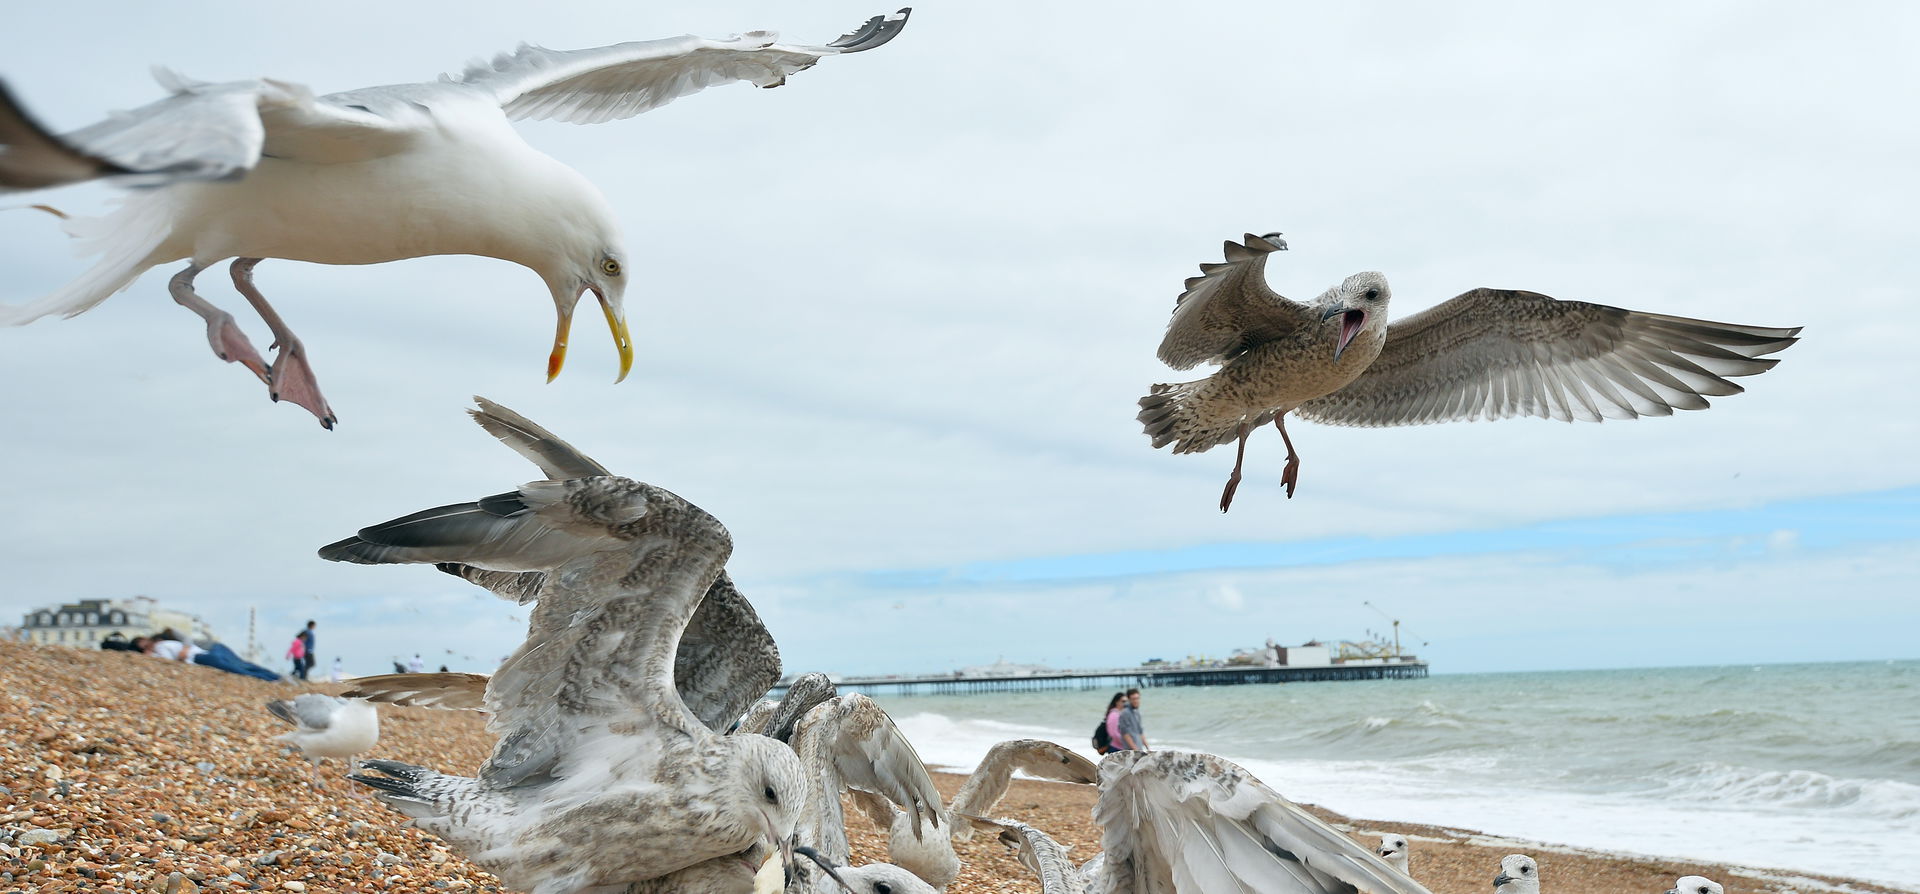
[1,639,1906,894]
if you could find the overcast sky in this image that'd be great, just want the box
[2,2,1915,678]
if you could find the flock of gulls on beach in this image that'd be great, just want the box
[0,7,1801,893]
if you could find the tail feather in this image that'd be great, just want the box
[0,192,173,325]
[1138,381,1266,454]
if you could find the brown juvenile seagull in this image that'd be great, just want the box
[1140,233,1802,511]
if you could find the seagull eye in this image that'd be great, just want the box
[1364,288,1380,301]
[875,885,892,894]
[601,258,622,277]
[764,784,778,804]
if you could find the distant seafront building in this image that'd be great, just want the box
[19,596,214,647]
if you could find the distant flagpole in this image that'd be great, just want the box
[246,606,259,664]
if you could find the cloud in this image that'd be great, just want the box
[1,2,1916,678]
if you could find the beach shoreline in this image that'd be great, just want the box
[883,768,1915,894]
[1,640,1908,893]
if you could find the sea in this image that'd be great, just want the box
[867,660,1920,890]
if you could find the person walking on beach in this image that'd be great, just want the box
[408,652,425,673]
[1095,692,1126,754]
[330,656,345,683]
[1118,688,1149,751]
[297,620,317,680]
[285,633,307,679]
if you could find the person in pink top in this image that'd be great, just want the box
[1098,692,1127,754]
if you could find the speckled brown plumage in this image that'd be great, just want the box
[320,400,808,894]
[1142,233,1801,511]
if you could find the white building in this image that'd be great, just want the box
[1278,642,1332,667]
[20,596,213,648]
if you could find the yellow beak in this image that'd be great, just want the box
[546,288,633,383]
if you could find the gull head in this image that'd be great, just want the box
[541,245,632,384]
[1668,877,1724,894]
[522,175,632,384]
[1316,271,1391,362]
[1493,854,1539,894]
[836,863,940,894]
[732,734,807,882]
[1376,833,1410,873]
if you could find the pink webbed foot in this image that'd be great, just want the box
[205,313,272,385]
[229,258,336,430]
[1280,455,1301,499]
[266,338,336,431]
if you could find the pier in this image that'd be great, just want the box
[781,660,1428,697]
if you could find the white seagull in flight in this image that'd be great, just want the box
[0,9,911,428]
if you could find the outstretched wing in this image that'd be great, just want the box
[1097,751,1431,894]
[951,739,1098,839]
[670,571,782,733]
[343,672,491,710]
[1156,233,1310,370]
[1297,289,1801,427]
[320,476,731,786]
[345,570,771,735]
[1,71,418,193]
[792,694,945,864]
[468,395,611,480]
[452,9,910,125]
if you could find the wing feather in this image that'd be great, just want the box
[951,739,1097,840]
[1096,751,1431,894]
[468,396,611,480]
[1156,233,1309,370]
[1299,289,1799,427]
[453,10,910,125]
[343,672,491,710]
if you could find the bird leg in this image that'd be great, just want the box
[168,264,270,384]
[308,757,326,790]
[230,258,337,430]
[1274,414,1301,498]
[344,758,369,799]
[1219,423,1251,513]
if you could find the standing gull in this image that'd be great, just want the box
[0,9,910,427]
[1140,233,1802,510]
[264,694,380,793]
[321,417,806,892]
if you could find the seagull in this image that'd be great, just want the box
[849,738,1098,889]
[322,417,806,893]
[0,10,911,428]
[786,694,946,894]
[1666,877,1723,894]
[1376,833,1410,877]
[264,694,380,793]
[1494,855,1540,894]
[1139,233,1803,510]
[972,750,1430,893]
